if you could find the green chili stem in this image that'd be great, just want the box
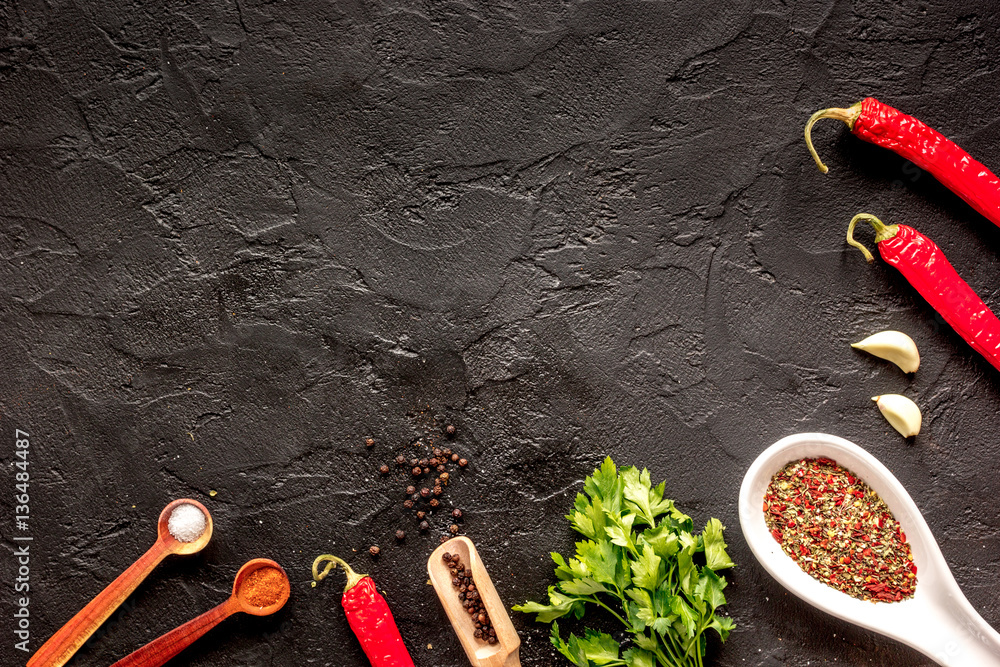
[804,103,863,173]
[312,554,366,592]
[846,213,900,264]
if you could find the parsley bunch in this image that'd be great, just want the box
[514,457,736,667]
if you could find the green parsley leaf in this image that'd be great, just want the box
[577,539,620,587]
[669,594,698,639]
[630,544,663,590]
[575,629,622,665]
[695,569,728,610]
[561,577,611,596]
[623,647,656,667]
[709,615,736,642]
[703,518,736,571]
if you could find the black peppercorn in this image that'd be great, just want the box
[436,464,446,473]
[395,529,405,540]
[406,485,416,495]
[429,498,440,508]
[439,472,450,482]
[433,486,443,496]
[419,520,430,532]
[379,464,389,474]
[429,457,439,466]
[416,510,426,519]
[420,487,431,498]
[419,459,429,467]
[410,458,419,466]
[450,453,460,462]
[445,424,456,437]
[452,508,463,519]
[403,499,414,509]
[449,524,459,534]
[369,545,380,556]
[365,438,375,448]
[422,467,430,474]
[459,458,468,468]
[442,448,452,457]
[412,466,422,476]
[442,552,452,562]
[396,455,406,465]
[433,448,443,457]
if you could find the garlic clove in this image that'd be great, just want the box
[872,394,922,438]
[851,330,920,373]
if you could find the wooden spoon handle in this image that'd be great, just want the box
[109,598,240,667]
[28,540,169,667]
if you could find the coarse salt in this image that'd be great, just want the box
[168,503,206,542]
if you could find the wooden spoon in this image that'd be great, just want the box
[109,558,290,667]
[428,536,521,667]
[28,499,213,667]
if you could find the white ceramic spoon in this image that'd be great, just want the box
[739,432,1000,666]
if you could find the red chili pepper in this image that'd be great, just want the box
[846,213,1000,373]
[312,555,415,667]
[806,98,1000,228]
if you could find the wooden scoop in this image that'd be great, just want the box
[428,537,521,667]
[28,499,213,667]
[109,558,290,667]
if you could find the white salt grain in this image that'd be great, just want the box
[168,503,206,542]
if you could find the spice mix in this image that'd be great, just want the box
[764,457,917,603]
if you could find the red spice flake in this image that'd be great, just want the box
[763,458,916,603]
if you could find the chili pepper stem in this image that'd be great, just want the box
[847,213,900,263]
[805,103,863,173]
[312,554,367,592]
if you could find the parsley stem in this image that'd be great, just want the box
[655,639,684,667]
[586,595,629,627]
[661,629,688,666]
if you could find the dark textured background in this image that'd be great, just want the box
[2,1,1000,666]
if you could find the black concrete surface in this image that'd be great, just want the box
[2,2,1000,666]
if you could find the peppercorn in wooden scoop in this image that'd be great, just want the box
[107,558,290,667]
[428,537,521,667]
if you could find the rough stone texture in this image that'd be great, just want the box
[2,1,1000,666]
